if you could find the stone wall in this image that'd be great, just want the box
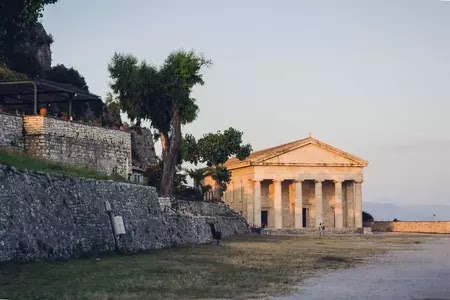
[0,113,24,151]
[23,116,131,177]
[372,221,450,234]
[172,200,244,217]
[0,165,249,263]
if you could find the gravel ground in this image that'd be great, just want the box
[273,236,450,300]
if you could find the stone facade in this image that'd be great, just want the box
[206,137,368,230]
[372,221,450,234]
[22,116,132,177]
[0,113,24,151]
[0,165,249,263]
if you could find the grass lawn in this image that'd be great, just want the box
[0,149,125,181]
[0,234,426,300]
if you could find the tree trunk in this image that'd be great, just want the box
[214,180,222,201]
[160,104,181,198]
[160,132,169,162]
[193,178,200,191]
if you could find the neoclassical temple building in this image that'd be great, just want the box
[211,137,368,230]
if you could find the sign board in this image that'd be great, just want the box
[113,216,126,235]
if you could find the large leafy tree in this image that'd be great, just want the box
[0,0,57,72]
[183,127,252,198]
[108,50,210,197]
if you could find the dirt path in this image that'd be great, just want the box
[274,236,450,300]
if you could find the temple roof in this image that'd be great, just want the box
[224,137,368,169]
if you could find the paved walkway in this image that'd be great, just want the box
[274,236,450,300]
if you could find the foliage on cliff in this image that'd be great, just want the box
[44,64,89,90]
[0,66,28,81]
[0,1,89,89]
[0,1,57,75]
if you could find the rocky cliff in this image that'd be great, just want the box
[32,22,52,71]
[129,126,158,170]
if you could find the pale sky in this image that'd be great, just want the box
[42,0,450,206]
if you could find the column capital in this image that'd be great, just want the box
[333,179,342,183]
[315,179,324,184]
[354,180,364,184]
[273,179,283,183]
[294,179,304,183]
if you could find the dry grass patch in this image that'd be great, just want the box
[0,234,426,300]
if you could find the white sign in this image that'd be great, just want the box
[113,216,126,235]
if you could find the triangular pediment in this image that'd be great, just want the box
[262,143,362,165]
[225,137,368,169]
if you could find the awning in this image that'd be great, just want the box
[0,79,102,115]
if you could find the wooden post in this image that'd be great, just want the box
[33,82,38,115]
[69,94,73,121]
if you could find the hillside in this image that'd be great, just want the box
[364,202,450,221]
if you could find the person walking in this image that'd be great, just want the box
[319,222,325,236]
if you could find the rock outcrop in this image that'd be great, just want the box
[129,126,158,170]
[32,22,52,71]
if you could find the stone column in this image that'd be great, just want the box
[230,182,234,203]
[315,180,323,228]
[294,180,303,229]
[246,180,253,224]
[274,179,283,229]
[334,180,343,229]
[354,181,363,228]
[346,181,355,228]
[253,180,262,227]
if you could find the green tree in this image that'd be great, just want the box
[0,0,57,71]
[44,64,88,90]
[108,50,210,197]
[185,167,213,191]
[103,92,122,126]
[183,127,252,199]
[363,211,374,225]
